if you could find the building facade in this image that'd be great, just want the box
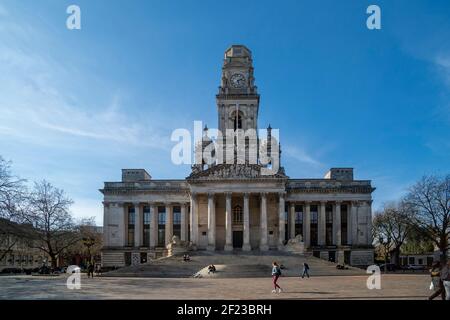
[101,45,375,268]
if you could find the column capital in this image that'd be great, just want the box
[208,192,215,199]
[304,200,312,205]
[260,192,268,198]
[243,192,250,199]
[224,192,232,199]
[335,200,342,205]
[278,191,286,197]
[133,202,140,207]
[320,201,327,205]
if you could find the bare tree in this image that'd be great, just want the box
[405,175,450,262]
[62,217,103,266]
[22,180,79,268]
[0,156,27,262]
[372,201,413,269]
[373,211,393,272]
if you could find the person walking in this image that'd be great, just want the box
[441,260,450,300]
[428,261,445,300]
[87,261,94,279]
[271,261,282,293]
[301,262,310,279]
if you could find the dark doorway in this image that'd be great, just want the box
[329,251,336,262]
[124,252,131,266]
[233,231,243,248]
[344,251,351,265]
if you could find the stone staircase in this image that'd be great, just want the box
[103,251,365,278]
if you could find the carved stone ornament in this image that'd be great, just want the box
[187,164,287,180]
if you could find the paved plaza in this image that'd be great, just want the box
[0,274,430,300]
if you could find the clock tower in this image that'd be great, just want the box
[216,45,259,133]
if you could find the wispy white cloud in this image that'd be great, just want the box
[435,54,450,89]
[283,145,322,167]
[0,9,173,152]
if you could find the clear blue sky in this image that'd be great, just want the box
[0,0,449,224]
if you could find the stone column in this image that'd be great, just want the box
[190,194,198,246]
[333,201,342,246]
[224,192,233,251]
[351,201,358,245]
[243,193,251,251]
[290,203,296,239]
[149,203,157,248]
[278,192,286,249]
[207,193,216,251]
[318,201,326,246]
[134,203,141,247]
[165,204,173,246]
[303,201,311,248]
[180,204,187,241]
[260,193,269,251]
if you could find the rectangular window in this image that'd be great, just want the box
[143,206,150,247]
[341,204,348,245]
[158,206,166,246]
[326,205,333,245]
[173,206,181,238]
[295,205,303,237]
[127,206,135,246]
[409,257,415,265]
[310,205,318,246]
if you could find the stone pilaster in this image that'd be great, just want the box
[366,200,373,246]
[243,193,251,251]
[102,202,109,246]
[207,193,216,251]
[224,192,233,251]
[259,193,269,251]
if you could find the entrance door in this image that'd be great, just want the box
[233,231,243,248]
[344,251,351,265]
[329,251,336,262]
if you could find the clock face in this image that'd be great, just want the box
[230,73,246,88]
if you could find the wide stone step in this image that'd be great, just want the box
[103,253,365,278]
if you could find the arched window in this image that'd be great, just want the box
[233,205,243,224]
[231,111,243,130]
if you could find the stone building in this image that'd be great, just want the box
[100,45,375,268]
